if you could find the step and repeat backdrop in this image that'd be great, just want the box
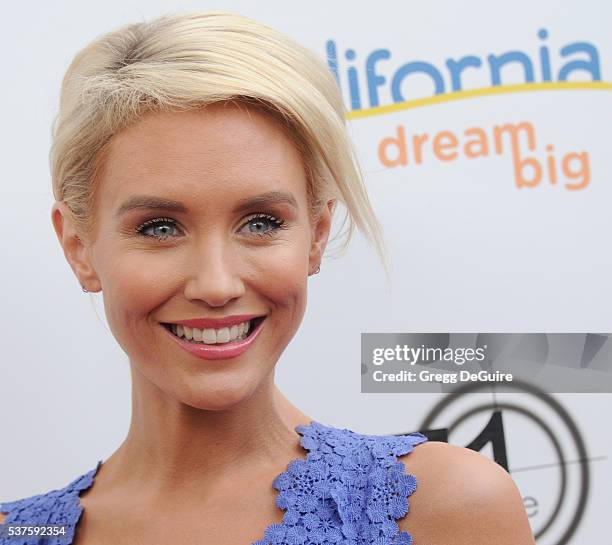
[1,2,609,544]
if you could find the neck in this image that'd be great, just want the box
[95,364,312,502]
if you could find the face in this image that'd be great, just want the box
[52,103,333,410]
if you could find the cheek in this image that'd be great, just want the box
[247,238,310,301]
[254,247,310,351]
[258,261,307,318]
[99,251,178,350]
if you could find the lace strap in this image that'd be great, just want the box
[362,432,427,545]
[321,428,426,545]
[273,422,427,545]
[0,461,102,545]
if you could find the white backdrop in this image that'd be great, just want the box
[1,2,609,543]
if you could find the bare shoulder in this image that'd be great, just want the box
[397,440,536,545]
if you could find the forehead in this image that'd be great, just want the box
[97,103,308,212]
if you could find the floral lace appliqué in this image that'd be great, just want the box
[0,461,101,545]
[254,421,428,545]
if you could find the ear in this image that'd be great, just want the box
[309,199,335,275]
[50,201,101,292]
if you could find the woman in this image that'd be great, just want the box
[0,11,534,545]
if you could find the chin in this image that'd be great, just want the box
[170,376,262,411]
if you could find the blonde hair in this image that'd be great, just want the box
[50,11,389,275]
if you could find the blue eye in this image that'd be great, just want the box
[242,214,286,238]
[134,217,180,240]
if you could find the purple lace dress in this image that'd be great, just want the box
[0,420,428,545]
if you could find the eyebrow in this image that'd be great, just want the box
[115,190,299,218]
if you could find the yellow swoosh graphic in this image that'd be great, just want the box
[345,81,612,120]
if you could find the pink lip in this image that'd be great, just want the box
[161,318,266,360]
[165,314,263,329]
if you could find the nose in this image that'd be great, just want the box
[183,236,246,307]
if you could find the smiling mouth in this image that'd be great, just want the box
[161,316,266,345]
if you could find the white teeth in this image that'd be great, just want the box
[217,327,230,343]
[202,328,216,344]
[168,319,258,345]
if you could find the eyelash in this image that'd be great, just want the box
[134,213,287,241]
